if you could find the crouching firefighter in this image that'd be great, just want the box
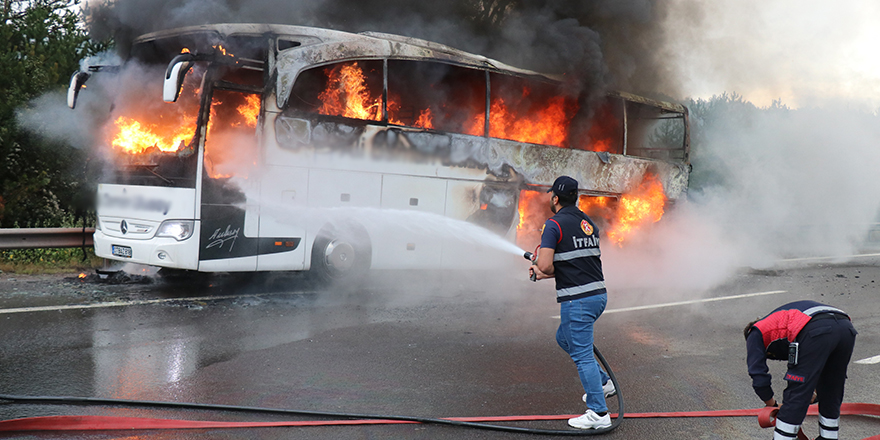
[744,300,857,440]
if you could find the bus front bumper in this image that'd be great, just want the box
[93,228,200,270]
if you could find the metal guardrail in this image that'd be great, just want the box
[0,228,95,250]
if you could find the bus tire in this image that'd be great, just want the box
[310,223,372,284]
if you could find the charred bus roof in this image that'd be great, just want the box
[129,23,686,115]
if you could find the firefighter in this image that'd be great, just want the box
[530,176,614,430]
[744,300,857,440]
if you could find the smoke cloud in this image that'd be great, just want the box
[602,99,880,296]
[83,0,684,98]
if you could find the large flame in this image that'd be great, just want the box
[111,115,195,154]
[107,87,259,180]
[604,176,666,246]
[318,62,382,121]
[515,175,667,249]
[488,96,573,147]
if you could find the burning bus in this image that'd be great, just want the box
[68,23,690,280]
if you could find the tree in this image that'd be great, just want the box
[0,0,107,227]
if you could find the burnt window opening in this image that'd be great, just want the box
[131,33,268,68]
[282,57,685,160]
[287,60,384,121]
[568,97,624,154]
[277,39,301,51]
[215,63,264,90]
[203,89,261,180]
[488,73,579,148]
[99,62,208,188]
[624,101,687,162]
[387,60,485,135]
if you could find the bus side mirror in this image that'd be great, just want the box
[164,54,195,102]
[67,71,91,109]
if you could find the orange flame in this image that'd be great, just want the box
[515,190,550,249]
[515,175,667,249]
[78,273,86,279]
[605,176,666,246]
[414,108,434,129]
[318,62,382,121]
[215,45,231,57]
[237,94,260,127]
[489,96,572,147]
[111,115,194,154]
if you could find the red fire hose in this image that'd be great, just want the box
[1,403,878,439]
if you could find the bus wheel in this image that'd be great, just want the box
[310,223,372,283]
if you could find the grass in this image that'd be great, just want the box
[0,247,105,275]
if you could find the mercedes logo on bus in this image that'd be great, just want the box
[120,220,128,234]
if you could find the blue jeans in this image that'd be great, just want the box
[557,293,609,413]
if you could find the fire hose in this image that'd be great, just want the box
[1,346,878,438]
[1,398,878,438]
[13,346,621,436]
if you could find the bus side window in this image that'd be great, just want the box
[568,96,624,154]
[386,60,486,136]
[625,101,687,162]
[487,73,578,148]
[287,60,384,121]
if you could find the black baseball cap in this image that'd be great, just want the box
[547,176,578,196]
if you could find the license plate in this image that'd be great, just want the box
[111,245,132,258]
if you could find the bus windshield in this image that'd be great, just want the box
[98,32,267,188]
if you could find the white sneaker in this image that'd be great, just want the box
[568,409,612,429]
[603,380,617,398]
[582,380,617,402]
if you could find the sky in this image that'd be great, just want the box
[666,0,880,109]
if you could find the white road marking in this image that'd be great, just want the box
[551,290,787,319]
[0,292,306,315]
[855,355,880,365]
[603,290,788,315]
[779,252,880,263]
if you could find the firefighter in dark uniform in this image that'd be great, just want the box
[529,176,614,430]
[744,300,857,440]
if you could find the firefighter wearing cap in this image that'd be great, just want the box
[529,176,614,430]
[744,300,857,440]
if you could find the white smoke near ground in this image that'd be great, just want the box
[689,102,880,259]
[601,100,880,296]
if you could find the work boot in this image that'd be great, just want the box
[568,409,612,430]
[582,380,617,402]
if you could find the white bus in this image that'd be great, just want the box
[69,23,690,280]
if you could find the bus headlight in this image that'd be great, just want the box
[156,220,194,241]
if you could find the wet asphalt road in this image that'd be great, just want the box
[1,258,879,440]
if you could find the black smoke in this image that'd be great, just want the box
[83,0,687,100]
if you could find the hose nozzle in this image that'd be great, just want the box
[525,251,537,282]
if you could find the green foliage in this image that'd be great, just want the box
[0,0,110,228]
[684,93,791,193]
